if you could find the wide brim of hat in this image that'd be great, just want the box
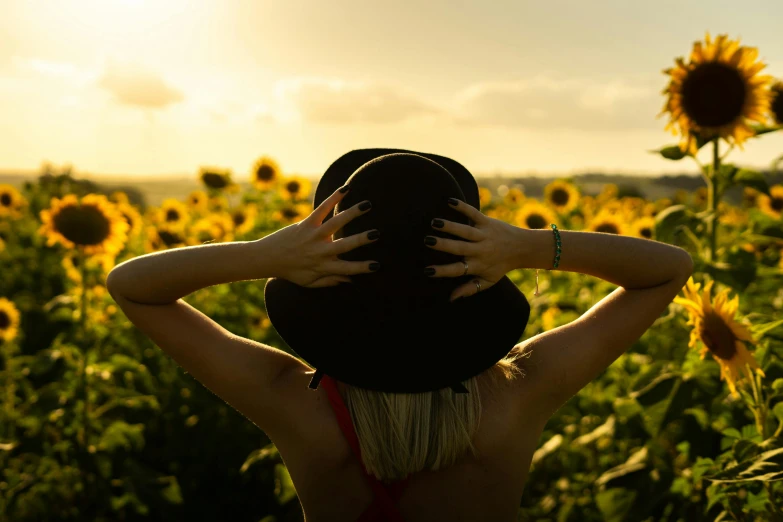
[264,274,531,393]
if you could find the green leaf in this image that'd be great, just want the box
[653,205,701,246]
[159,476,183,504]
[750,124,783,138]
[751,318,783,339]
[704,247,757,292]
[705,445,783,483]
[652,145,688,161]
[731,168,770,196]
[273,463,297,504]
[773,379,783,394]
[595,488,638,522]
[98,421,145,452]
[722,428,742,439]
[240,443,280,473]
[773,403,783,423]
[630,373,688,437]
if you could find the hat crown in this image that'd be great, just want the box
[332,153,471,302]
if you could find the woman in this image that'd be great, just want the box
[107,149,694,522]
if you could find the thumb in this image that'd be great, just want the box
[449,278,489,302]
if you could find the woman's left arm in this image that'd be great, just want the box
[105,184,377,438]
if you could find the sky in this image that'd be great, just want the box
[1,0,783,179]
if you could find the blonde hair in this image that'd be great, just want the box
[340,344,531,483]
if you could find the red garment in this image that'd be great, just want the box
[320,374,412,522]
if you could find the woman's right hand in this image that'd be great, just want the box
[424,197,528,302]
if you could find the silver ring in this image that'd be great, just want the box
[462,260,469,276]
[474,279,482,293]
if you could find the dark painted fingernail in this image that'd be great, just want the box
[424,236,437,246]
[448,197,459,206]
[369,262,380,271]
[367,230,380,240]
[339,185,350,193]
[424,267,436,276]
[431,218,444,228]
[359,201,372,211]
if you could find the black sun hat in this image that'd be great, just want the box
[263,148,531,394]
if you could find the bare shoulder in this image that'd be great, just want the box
[508,271,691,421]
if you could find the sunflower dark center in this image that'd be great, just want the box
[52,204,111,246]
[251,317,261,327]
[640,227,652,239]
[772,197,783,212]
[551,188,570,206]
[281,207,299,220]
[595,223,619,234]
[526,214,547,229]
[233,212,246,226]
[286,181,301,194]
[680,62,746,128]
[0,311,9,329]
[0,193,11,207]
[165,209,180,222]
[122,212,132,227]
[772,88,783,125]
[202,172,229,189]
[700,311,738,360]
[158,230,183,246]
[256,166,276,182]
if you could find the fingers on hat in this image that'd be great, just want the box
[431,219,484,241]
[322,260,380,275]
[322,200,372,237]
[448,197,486,223]
[328,229,380,255]
[425,261,474,278]
[424,236,479,256]
[450,278,488,302]
[310,185,351,225]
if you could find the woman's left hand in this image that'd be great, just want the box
[258,185,380,288]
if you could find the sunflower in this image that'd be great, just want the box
[38,194,129,256]
[771,81,783,125]
[622,197,646,219]
[596,184,619,205]
[742,187,760,209]
[758,184,783,219]
[485,206,515,223]
[116,201,143,238]
[110,191,129,205]
[199,167,235,192]
[503,187,526,207]
[251,156,281,191]
[587,211,628,235]
[0,184,26,219]
[660,33,773,155]
[272,203,311,224]
[230,204,258,236]
[61,252,115,283]
[544,180,580,214]
[651,198,674,217]
[278,175,313,201]
[156,198,190,230]
[0,237,5,253]
[692,186,708,209]
[674,276,764,396]
[186,190,209,213]
[598,198,633,221]
[478,187,492,209]
[515,200,560,230]
[144,226,187,252]
[187,214,234,245]
[718,201,748,227]
[630,216,656,239]
[674,189,690,206]
[0,298,21,344]
[541,306,561,332]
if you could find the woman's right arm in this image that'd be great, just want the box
[424,199,694,421]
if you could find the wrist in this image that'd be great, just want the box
[513,227,557,270]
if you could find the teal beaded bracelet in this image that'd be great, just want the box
[533,224,561,297]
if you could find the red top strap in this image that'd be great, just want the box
[320,374,411,522]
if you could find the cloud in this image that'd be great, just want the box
[274,78,439,124]
[452,76,661,131]
[98,60,184,109]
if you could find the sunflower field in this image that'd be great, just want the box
[1,32,783,522]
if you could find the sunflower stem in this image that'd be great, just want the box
[708,138,720,263]
[78,249,90,448]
